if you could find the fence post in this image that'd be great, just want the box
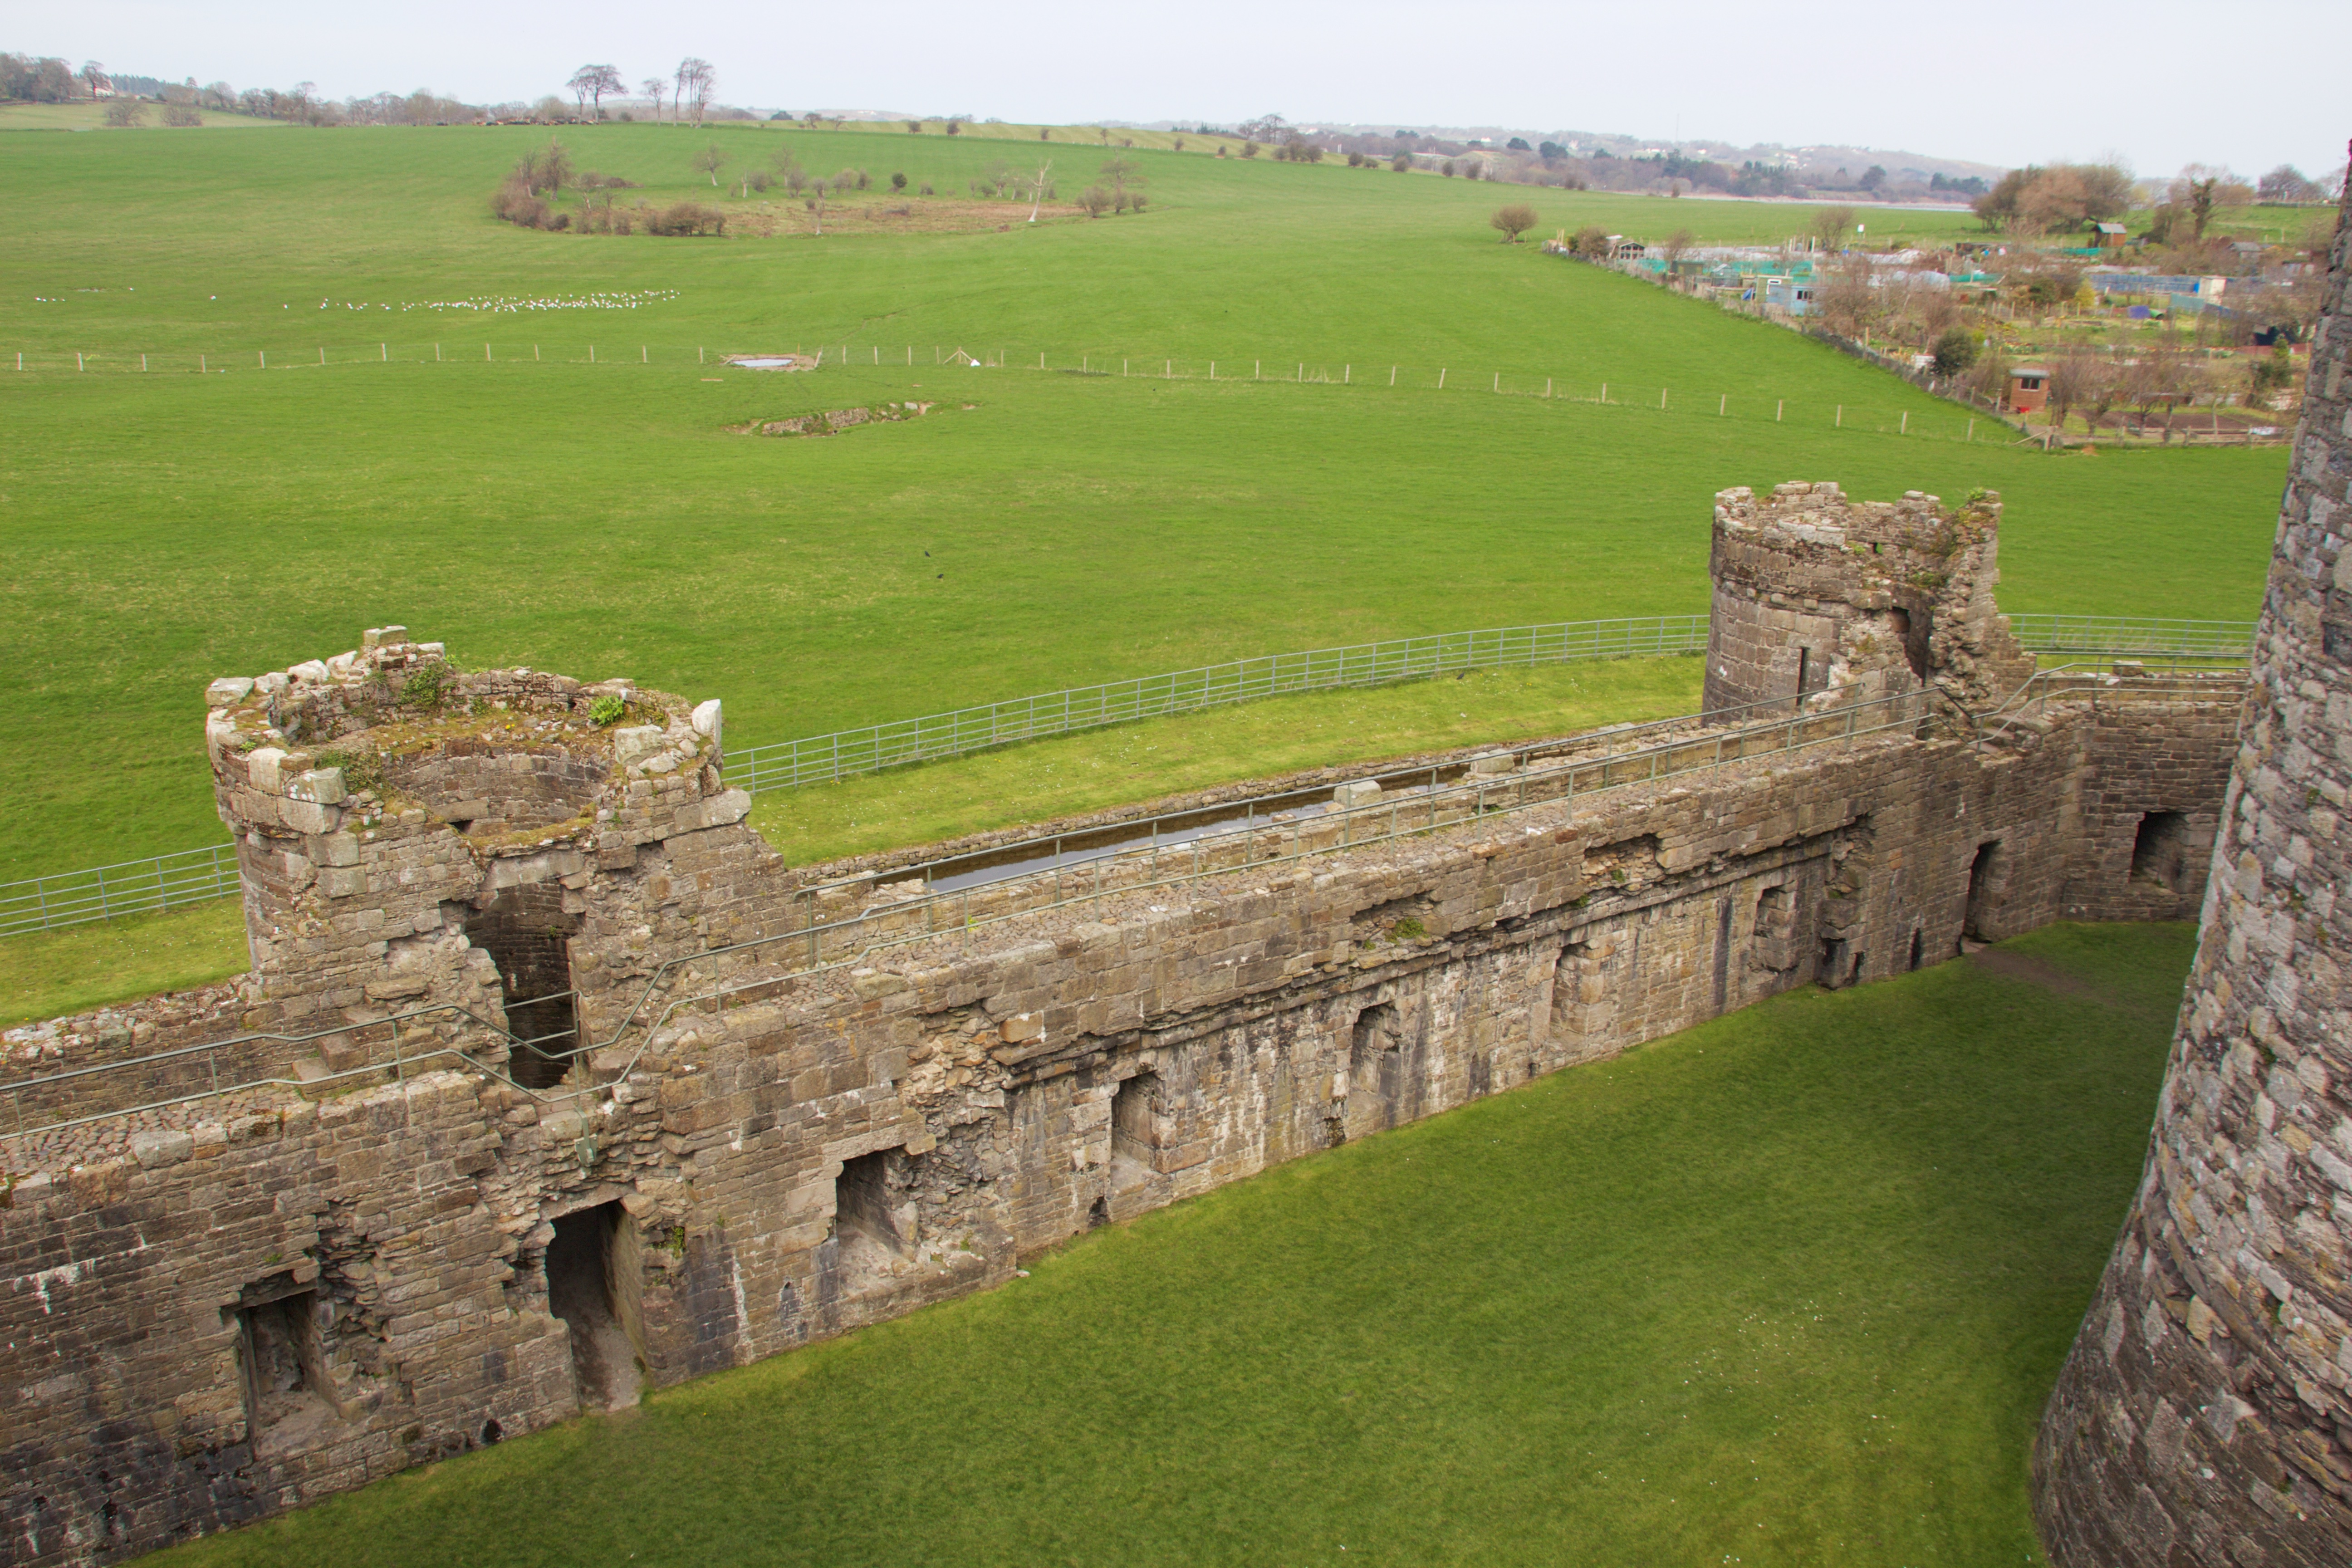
[1776,399,1783,421]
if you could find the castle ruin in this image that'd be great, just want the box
[0,475,2255,1562]
[2030,163,2352,1563]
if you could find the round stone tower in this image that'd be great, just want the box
[1702,480,2036,719]
[2034,160,2352,1563]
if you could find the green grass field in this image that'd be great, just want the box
[0,119,2286,884]
[141,920,2186,1568]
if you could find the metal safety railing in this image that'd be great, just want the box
[0,844,242,939]
[2007,614,2254,658]
[719,615,1711,793]
[0,613,2256,938]
[5,677,1938,1142]
[1,660,2252,1142]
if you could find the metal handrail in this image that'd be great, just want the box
[17,668,2236,1143]
[0,614,2255,939]
[718,615,1711,794]
[14,663,2258,1142]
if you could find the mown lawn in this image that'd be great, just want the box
[145,921,2186,1568]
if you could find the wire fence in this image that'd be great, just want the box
[2,337,2061,443]
[0,612,2256,939]
[2006,614,2257,658]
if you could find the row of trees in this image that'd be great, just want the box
[562,59,715,126]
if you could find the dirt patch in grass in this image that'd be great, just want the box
[1967,945,2117,1002]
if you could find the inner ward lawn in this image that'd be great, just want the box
[145,920,2189,1568]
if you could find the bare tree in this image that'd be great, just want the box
[691,143,729,186]
[568,65,621,121]
[906,118,921,133]
[677,59,715,128]
[1816,257,1881,339]
[79,60,107,97]
[771,145,805,194]
[1079,185,1112,217]
[1661,227,1695,279]
[1490,204,1538,243]
[103,96,147,126]
[640,77,666,122]
[1028,159,1053,222]
[1810,205,1854,252]
[2045,347,2106,438]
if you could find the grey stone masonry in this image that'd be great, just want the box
[0,491,2244,1565]
[1703,482,2037,720]
[2033,159,2352,1564]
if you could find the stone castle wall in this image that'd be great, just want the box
[1703,481,2037,719]
[0,494,2244,1566]
[2031,164,2352,1564]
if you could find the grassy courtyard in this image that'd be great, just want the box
[146,920,2186,1567]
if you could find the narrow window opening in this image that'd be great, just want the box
[544,1201,642,1411]
[234,1276,334,1452]
[2130,811,2190,892]
[1752,885,1797,972]
[1908,928,1924,971]
[1851,950,1867,984]
[1965,840,2005,940]
[1350,1004,1401,1097]
[1110,1072,1161,1170]
[1887,606,1931,683]
[834,1150,910,1253]
[1795,647,1811,706]
[1088,1195,1111,1229]
[1818,936,1849,986]
[465,887,582,1090]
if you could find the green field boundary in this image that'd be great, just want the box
[0,614,2251,941]
[8,336,2048,446]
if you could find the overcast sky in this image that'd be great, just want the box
[17,0,2347,178]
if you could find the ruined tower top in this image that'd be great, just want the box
[1702,481,2036,718]
[197,625,765,1084]
[204,623,727,862]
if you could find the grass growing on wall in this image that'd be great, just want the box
[0,122,2285,885]
[146,921,2189,1568]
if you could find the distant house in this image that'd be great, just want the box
[1610,236,1646,262]
[2093,222,2128,248]
[2008,367,2049,414]
[1764,277,1815,316]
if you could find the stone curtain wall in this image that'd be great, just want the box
[2,684,2238,1563]
[0,485,2246,1565]
[2032,167,2352,1563]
